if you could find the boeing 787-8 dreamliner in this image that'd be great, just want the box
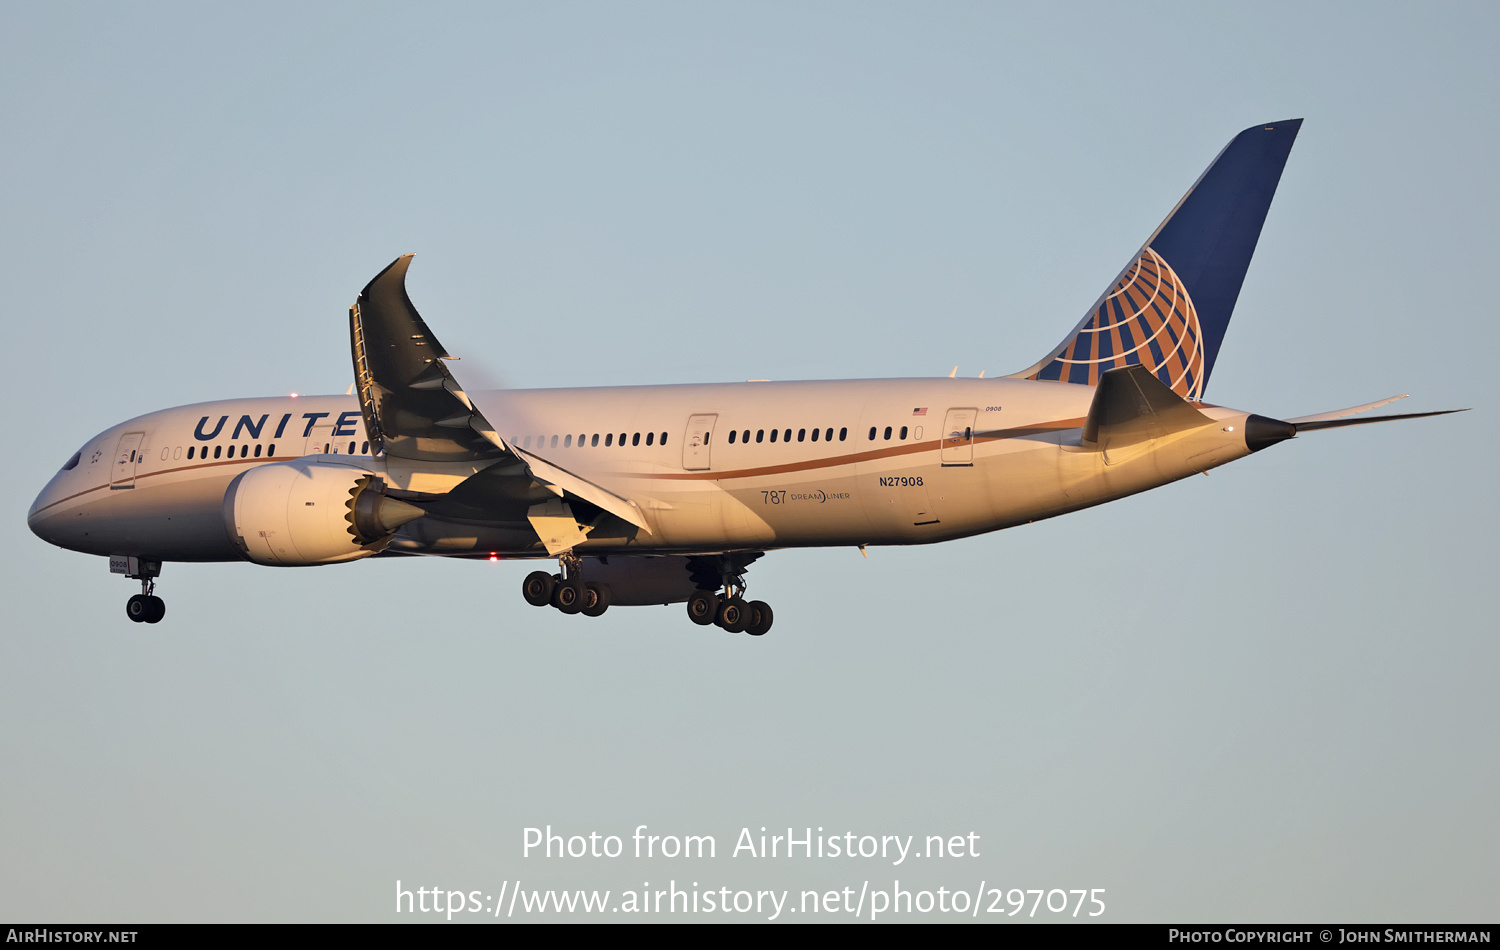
[27,119,1457,634]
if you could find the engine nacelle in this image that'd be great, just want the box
[223,457,424,566]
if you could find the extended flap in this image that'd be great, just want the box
[512,447,654,535]
[526,499,593,556]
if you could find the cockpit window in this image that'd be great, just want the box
[61,451,81,471]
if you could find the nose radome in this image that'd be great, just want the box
[28,467,81,548]
[28,489,59,543]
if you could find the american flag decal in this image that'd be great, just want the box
[913,407,928,416]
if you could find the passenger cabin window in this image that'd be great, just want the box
[769,429,778,443]
[591,434,600,447]
[868,427,876,441]
[900,426,908,440]
[187,447,195,459]
[839,427,847,441]
[728,430,737,444]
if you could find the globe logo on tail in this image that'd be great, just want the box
[1029,247,1205,400]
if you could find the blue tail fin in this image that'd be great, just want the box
[1012,119,1302,399]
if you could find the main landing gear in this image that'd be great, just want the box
[522,554,611,618]
[685,553,773,636]
[117,558,165,624]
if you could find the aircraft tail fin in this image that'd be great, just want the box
[1011,119,1302,400]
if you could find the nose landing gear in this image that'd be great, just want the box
[113,557,165,624]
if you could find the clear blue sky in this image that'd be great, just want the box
[2,1,1495,921]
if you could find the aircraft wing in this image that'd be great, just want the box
[351,254,651,552]
[351,254,508,463]
[512,446,653,535]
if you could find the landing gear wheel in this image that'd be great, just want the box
[522,571,556,607]
[126,594,149,623]
[581,583,611,617]
[686,591,720,626]
[717,597,750,633]
[744,600,772,636]
[552,578,585,615]
[143,595,166,624]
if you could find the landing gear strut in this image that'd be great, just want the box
[521,554,611,619]
[685,553,773,636]
[116,558,165,624]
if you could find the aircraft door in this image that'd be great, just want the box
[111,431,145,488]
[940,408,978,465]
[305,422,339,456]
[682,414,717,471]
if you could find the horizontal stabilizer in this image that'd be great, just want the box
[1286,396,1408,425]
[1083,364,1214,453]
[1244,406,1466,452]
[1292,408,1467,432]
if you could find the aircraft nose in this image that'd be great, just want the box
[28,468,84,549]
[28,480,64,544]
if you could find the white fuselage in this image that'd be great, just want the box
[27,377,1256,563]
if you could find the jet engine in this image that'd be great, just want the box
[223,457,424,566]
